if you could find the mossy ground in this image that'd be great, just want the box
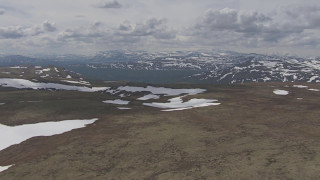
[0,80,320,179]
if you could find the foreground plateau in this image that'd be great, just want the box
[0,66,319,179]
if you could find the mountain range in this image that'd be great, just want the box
[1,50,319,84]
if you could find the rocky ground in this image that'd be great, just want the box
[0,66,319,179]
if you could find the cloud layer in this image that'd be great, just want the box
[0,0,319,56]
[94,0,122,9]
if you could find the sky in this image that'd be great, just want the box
[0,0,320,56]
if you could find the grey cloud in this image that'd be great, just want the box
[119,18,176,40]
[0,21,57,39]
[57,22,107,43]
[57,30,104,43]
[119,24,132,31]
[94,0,122,9]
[196,8,271,34]
[193,7,320,45]
[26,21,57,36]
[0,9,4,15]
[56,18,176,48]
[0,26,24,39]
[42,21,57,32]
[284,6,320,28]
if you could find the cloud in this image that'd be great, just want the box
[195,8,271,35]
[118,18,176,40]
[0,20,57,39]
[0,9,4,15]
[57,22,106,43]
[42,20,57,32]
[1,2,320,56]
[57,18,176,45]
[284,6,320,29]
[192,7,320,47]
[0,26,24,39]
[94,0,122,9]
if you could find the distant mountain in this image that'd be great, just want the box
[189,55,320,84]
[0,55,38,66]
[1,51,319,84]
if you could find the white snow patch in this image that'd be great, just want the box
[10,66,27,69]
[219,72,232,81]
[54,67,59,73]
[66,75,72,79]
[40,74,49,78]
[308,89,320,92]
[162,107,193,111]
[137,94,160,101]
[35,68,51,75]
[117,86,205,96]
[0,165,13,173]
[308,76,319,82]
[273,89,289,95]
[0,103,5,106]
[117,107,132,110]
[261,61,277,68]
[297,98,303,100]
[103,99,129,105]
[61,80,91,86]
[0,78,109,92]
[0,118,97,152]
[293,85,308,88]
[143,96,220,111]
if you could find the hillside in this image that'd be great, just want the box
[0,66,320,179]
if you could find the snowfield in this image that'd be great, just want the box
[137,94,160,100]
[143,96,220,111]
[61,80,91,86]
[103,99,130,105]
[117,86,206,96]
[104,86,219,111]
[273,89,289,95]
[0,118,98,152]
[0,118,97,172]
[293,85,308,88]
[0,165,13,173]
[308,89,320,92]
[0,78,109,92]
[117,107,132,110]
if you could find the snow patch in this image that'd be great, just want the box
[61,80,91,86]
[117,107,132,110]
[293,85,308,88]
[308,89,320,92]
[137,94,160,100]
[10,66,27,69]
[273,89,289,95]
[143,96,220,111]
[103,99,129,105]
[0,118,97,152]
[117,86,205,96]
[35,68,51,75]
[0,165,13,173]
[0,78,109,92]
